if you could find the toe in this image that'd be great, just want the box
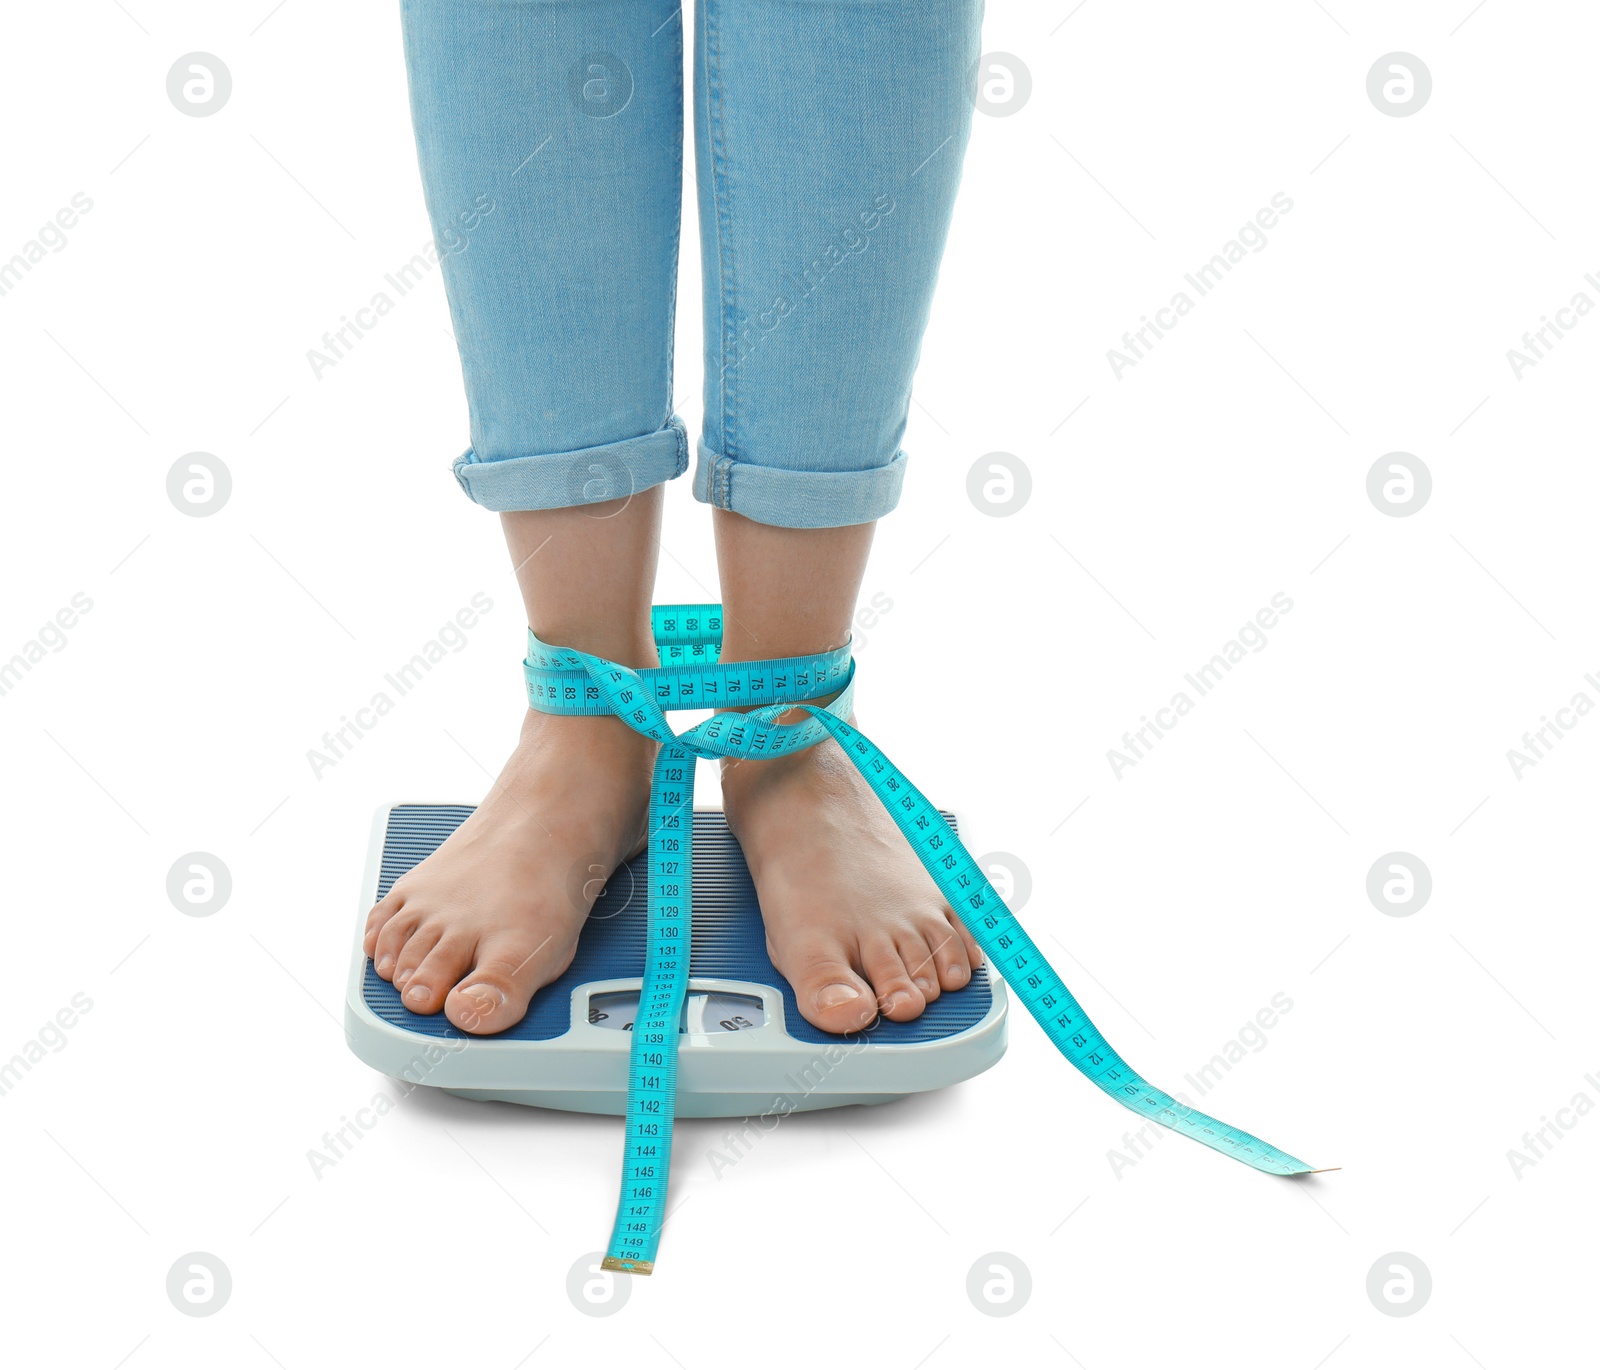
[372,909,420,980]
[896,931,944,1004]
[363,892,401,959]
[774,939,879,1034]
[397,932,474,1015]
[444,929,569,1035]
[947,908,983,969]
[928,915,974,991]
[392,924,442,993]
[861,936,926,1022]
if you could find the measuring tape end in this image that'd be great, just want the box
[601,1256,653,1276]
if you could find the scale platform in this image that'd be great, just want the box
[345,804,1008,1118]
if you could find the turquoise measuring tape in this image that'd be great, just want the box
[525,605,1320,1274]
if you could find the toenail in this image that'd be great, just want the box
[914,977,934,994]
[405,983,429,1005]
[817,983,860,1009]
[458,984,505,1018]
[883,991,914,1013]
[376,955,393,975]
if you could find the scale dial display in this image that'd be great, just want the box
[587,989,764,1034]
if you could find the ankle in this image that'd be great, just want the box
[511,708,658,776]
[714,629,850,670]
[719,711,849,793]
[527,617,657,670]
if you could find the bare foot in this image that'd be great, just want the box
[363,708,655,1034]
[720,717,983,1034]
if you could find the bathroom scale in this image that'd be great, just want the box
[344,803,1008,1117]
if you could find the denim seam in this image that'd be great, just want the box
[661,14,685,430]
[704,0,739,467]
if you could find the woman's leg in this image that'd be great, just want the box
[366,0,686,1033]
[695,0,986,1029]
[714,513,985,1033]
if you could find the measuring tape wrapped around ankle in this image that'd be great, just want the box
[525,605,1320,1274]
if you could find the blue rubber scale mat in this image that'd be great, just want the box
[366,805,993,1043]
[345,804,1008,1117]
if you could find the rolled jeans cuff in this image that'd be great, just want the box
[452,417,689,512]
[691,440,906,529]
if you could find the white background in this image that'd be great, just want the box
[2,1,1596,1365]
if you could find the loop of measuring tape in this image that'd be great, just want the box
[526,604,1319,1275]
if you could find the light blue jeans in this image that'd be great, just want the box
[400,0,982,529]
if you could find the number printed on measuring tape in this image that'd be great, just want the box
[524,606,1320,1274]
